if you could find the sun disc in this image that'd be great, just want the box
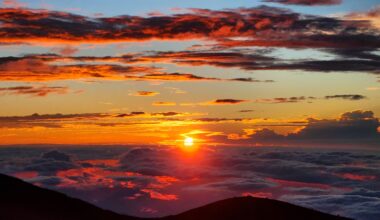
[184,137,194,147]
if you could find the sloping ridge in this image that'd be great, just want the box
[0,173,141,220]
[0,174,352,220]
[163,196,352,220]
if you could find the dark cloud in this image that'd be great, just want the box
[209,99,249,105]
[151,112,181,117]
[215,110,380,146]
[28,150,76,175]
[254,96,316,104]
[239,110,255,113]
[0,85,69,97]
[1,49,379,84]
[0,55,164,81]
[0,113,106,128]
[284,195,380,220]
[152,101,176,106]
[325,95,367,101]
[230,78,275,83]
[290,110,379,140]
[0,54,275,82]
[140,73,218,81]
[263,0,342,6]
[0,6,378,51]
[253,95,365,104]
[41,150,72,162]
[136,50,380,74]
[0,111,194,128]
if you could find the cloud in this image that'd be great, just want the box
[225,110,380,146]
[2,0,27,8]
[239,110,255,113]
[151,112,182,117]
[136,50,380,74]
[345,6,380,29]
[231,78,275,83]
[0,55,163,81]
[0,6,378,52]
[325,95,367,101]
[2,146,380,219]
[290,110,379,140]
[141,189,178,201]
[130,91,160,97]
[1,49,379,84]
[41,150,72,162]
[50,45,78,56]
[263,0,342,6]
[0,111,199,129]
[0,55,261,82]
[140,73,218,81]
[25,150,78,175]
[366,87,379,91]
[250,95,366,104]
[254,96,316,104]
[0,85,69,97]
[207,99,249,105]
[284,195,380,220]
[152,102,176,106]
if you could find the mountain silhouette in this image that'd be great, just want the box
[0,173,352,220]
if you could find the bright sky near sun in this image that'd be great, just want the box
[0,0,379,147]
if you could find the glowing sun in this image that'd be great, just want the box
[181,137,198,153]
[184,137,194,147]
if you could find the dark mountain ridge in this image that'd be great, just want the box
[0,174,352,220]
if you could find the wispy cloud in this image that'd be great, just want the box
[152,102,177,106]
[325,95,367,101]
[129,91,160,97]
[207,99,250,105]
[0,85,69,97]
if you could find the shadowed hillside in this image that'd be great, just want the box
[163,196,352,220]
[0,174,141,220]
[0,174,352,220]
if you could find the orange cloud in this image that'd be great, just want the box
[345,6,380,29]
[141,189,178,201]
[0,55,253,82]
[337,173,376,181]
[152,102,177,106]
[2,0,27,8]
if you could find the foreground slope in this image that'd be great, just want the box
[0,174,352,220]
[164,196,352,220]
[0,174,141,220]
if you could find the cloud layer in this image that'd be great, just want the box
[1,146,379,219]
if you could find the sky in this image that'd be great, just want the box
[0,0,379,147]
[0,0,380,219]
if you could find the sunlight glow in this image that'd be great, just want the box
[181,137,199,153]
[184,137,194,147]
